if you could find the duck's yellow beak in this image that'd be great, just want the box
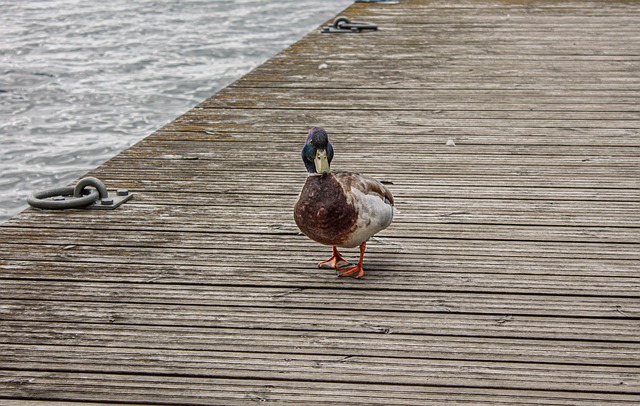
[314,149,330,175]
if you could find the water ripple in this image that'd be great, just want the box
[0,0,351,223]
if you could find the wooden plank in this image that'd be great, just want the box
[5,194,640,228]
[2,321,638,367]
[6,205,639,243]
[1,279,639,317]
[355,0,637,10]
[118,139,640,158]
[113,142,640,164]
[3,370,640,405]
[1,255,638,298]
[206,87,640,112]
[243,66,640,84]
[172,108,640,129]
[3,228,638,259]
[77,187,640,203]
[89,170,640,190]
[2,344,639,393]
[2,299,639,342]
[151,127,640,147]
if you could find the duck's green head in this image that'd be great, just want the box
[302,127,334,175]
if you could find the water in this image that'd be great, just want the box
[0,0,352,224]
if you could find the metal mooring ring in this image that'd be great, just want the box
[27,186,99,210]
[73,177,109,199]
[333,17,352,28]
[322,16,378,33]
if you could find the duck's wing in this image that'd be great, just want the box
[333,171,394,206]
[330,171,395,248]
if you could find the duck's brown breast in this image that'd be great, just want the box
[294,174,357,246]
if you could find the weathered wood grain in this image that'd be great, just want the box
[2,344,639,393]
[1,249,638,297]
[2,370,640,406]
[6,203,639,243]
[205,88,640,113]
[112,143,640,166]
[1,0,640,404]
[2,321,638,366]
[171,108,640,130]
[2,279,640,318]
[6,193,640,228]
[2,299,639,341]
[3,226,637,256]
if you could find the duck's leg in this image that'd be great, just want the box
[337,242,366,279]
[318,246,352,269]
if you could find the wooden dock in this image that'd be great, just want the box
[1,0,639,404]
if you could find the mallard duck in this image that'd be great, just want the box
[294,127,394,278]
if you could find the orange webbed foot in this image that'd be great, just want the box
[336,264,364,279]
[318,246,352,269]
[335,242,367,279]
